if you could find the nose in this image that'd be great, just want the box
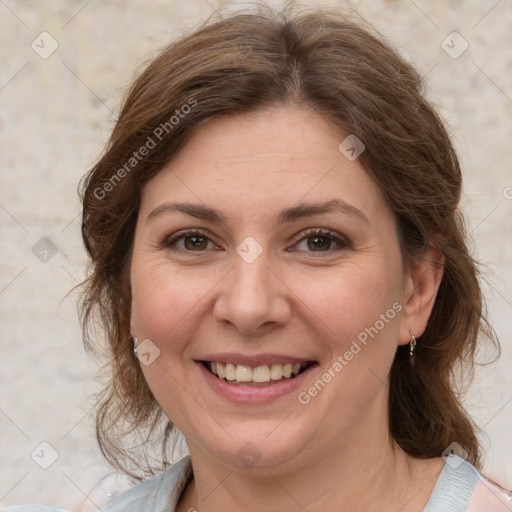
[212,250,291,335]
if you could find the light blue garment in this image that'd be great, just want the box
[424,455,480,511]
[101,456,192,511]
[1,508,68,512]
[0,454,493,511]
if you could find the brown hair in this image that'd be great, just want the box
[79,6,497,478]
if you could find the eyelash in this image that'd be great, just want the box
[163,228,351,254]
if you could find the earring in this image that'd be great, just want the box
[409,329,416,364]
[133,337,138,359]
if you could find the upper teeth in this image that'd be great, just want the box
[209,362,304,383]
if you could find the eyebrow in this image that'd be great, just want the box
[146,199,370,225]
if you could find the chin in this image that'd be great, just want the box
[188,418,318,472]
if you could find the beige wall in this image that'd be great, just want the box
[1,0,510,508]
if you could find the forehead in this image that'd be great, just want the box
[139,105,391,227]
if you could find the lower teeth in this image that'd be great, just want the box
[229,380,280,386]
[222,376,295,385]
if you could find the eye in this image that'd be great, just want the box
[291,228,351,253]
[163,229,218,252]
[162,228,350,254]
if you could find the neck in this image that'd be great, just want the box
[178,413,441,512]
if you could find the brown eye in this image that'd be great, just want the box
[183,235,209,250]
[292,228,351,253]
[307,235,333,251]
[164,230,216,251]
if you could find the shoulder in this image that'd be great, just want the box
[425,454,511,512]
[1,507,68,512]
[1,457,192,512]
[101,456,192,512]
[468,475,511,511]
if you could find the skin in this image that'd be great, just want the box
[130,105,445,512]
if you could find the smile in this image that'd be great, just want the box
[203,361,315,386]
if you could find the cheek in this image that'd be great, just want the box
[130,258,220,352]
[298,261,402,348]
[130,263,209,417]
[296,265,403,415]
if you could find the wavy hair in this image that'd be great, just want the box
[79,6,497,478]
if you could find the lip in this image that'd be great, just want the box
[195,359,318,404]
[197,353,313,367]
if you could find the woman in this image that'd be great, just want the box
[5,6,510,512]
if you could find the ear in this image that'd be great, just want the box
[398,243,444,346]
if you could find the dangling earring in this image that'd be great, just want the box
[409,329,416,364]
[133,337,138,359]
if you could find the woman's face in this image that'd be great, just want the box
[130,105,417,470]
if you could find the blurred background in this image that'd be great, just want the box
[1,0,511,509]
